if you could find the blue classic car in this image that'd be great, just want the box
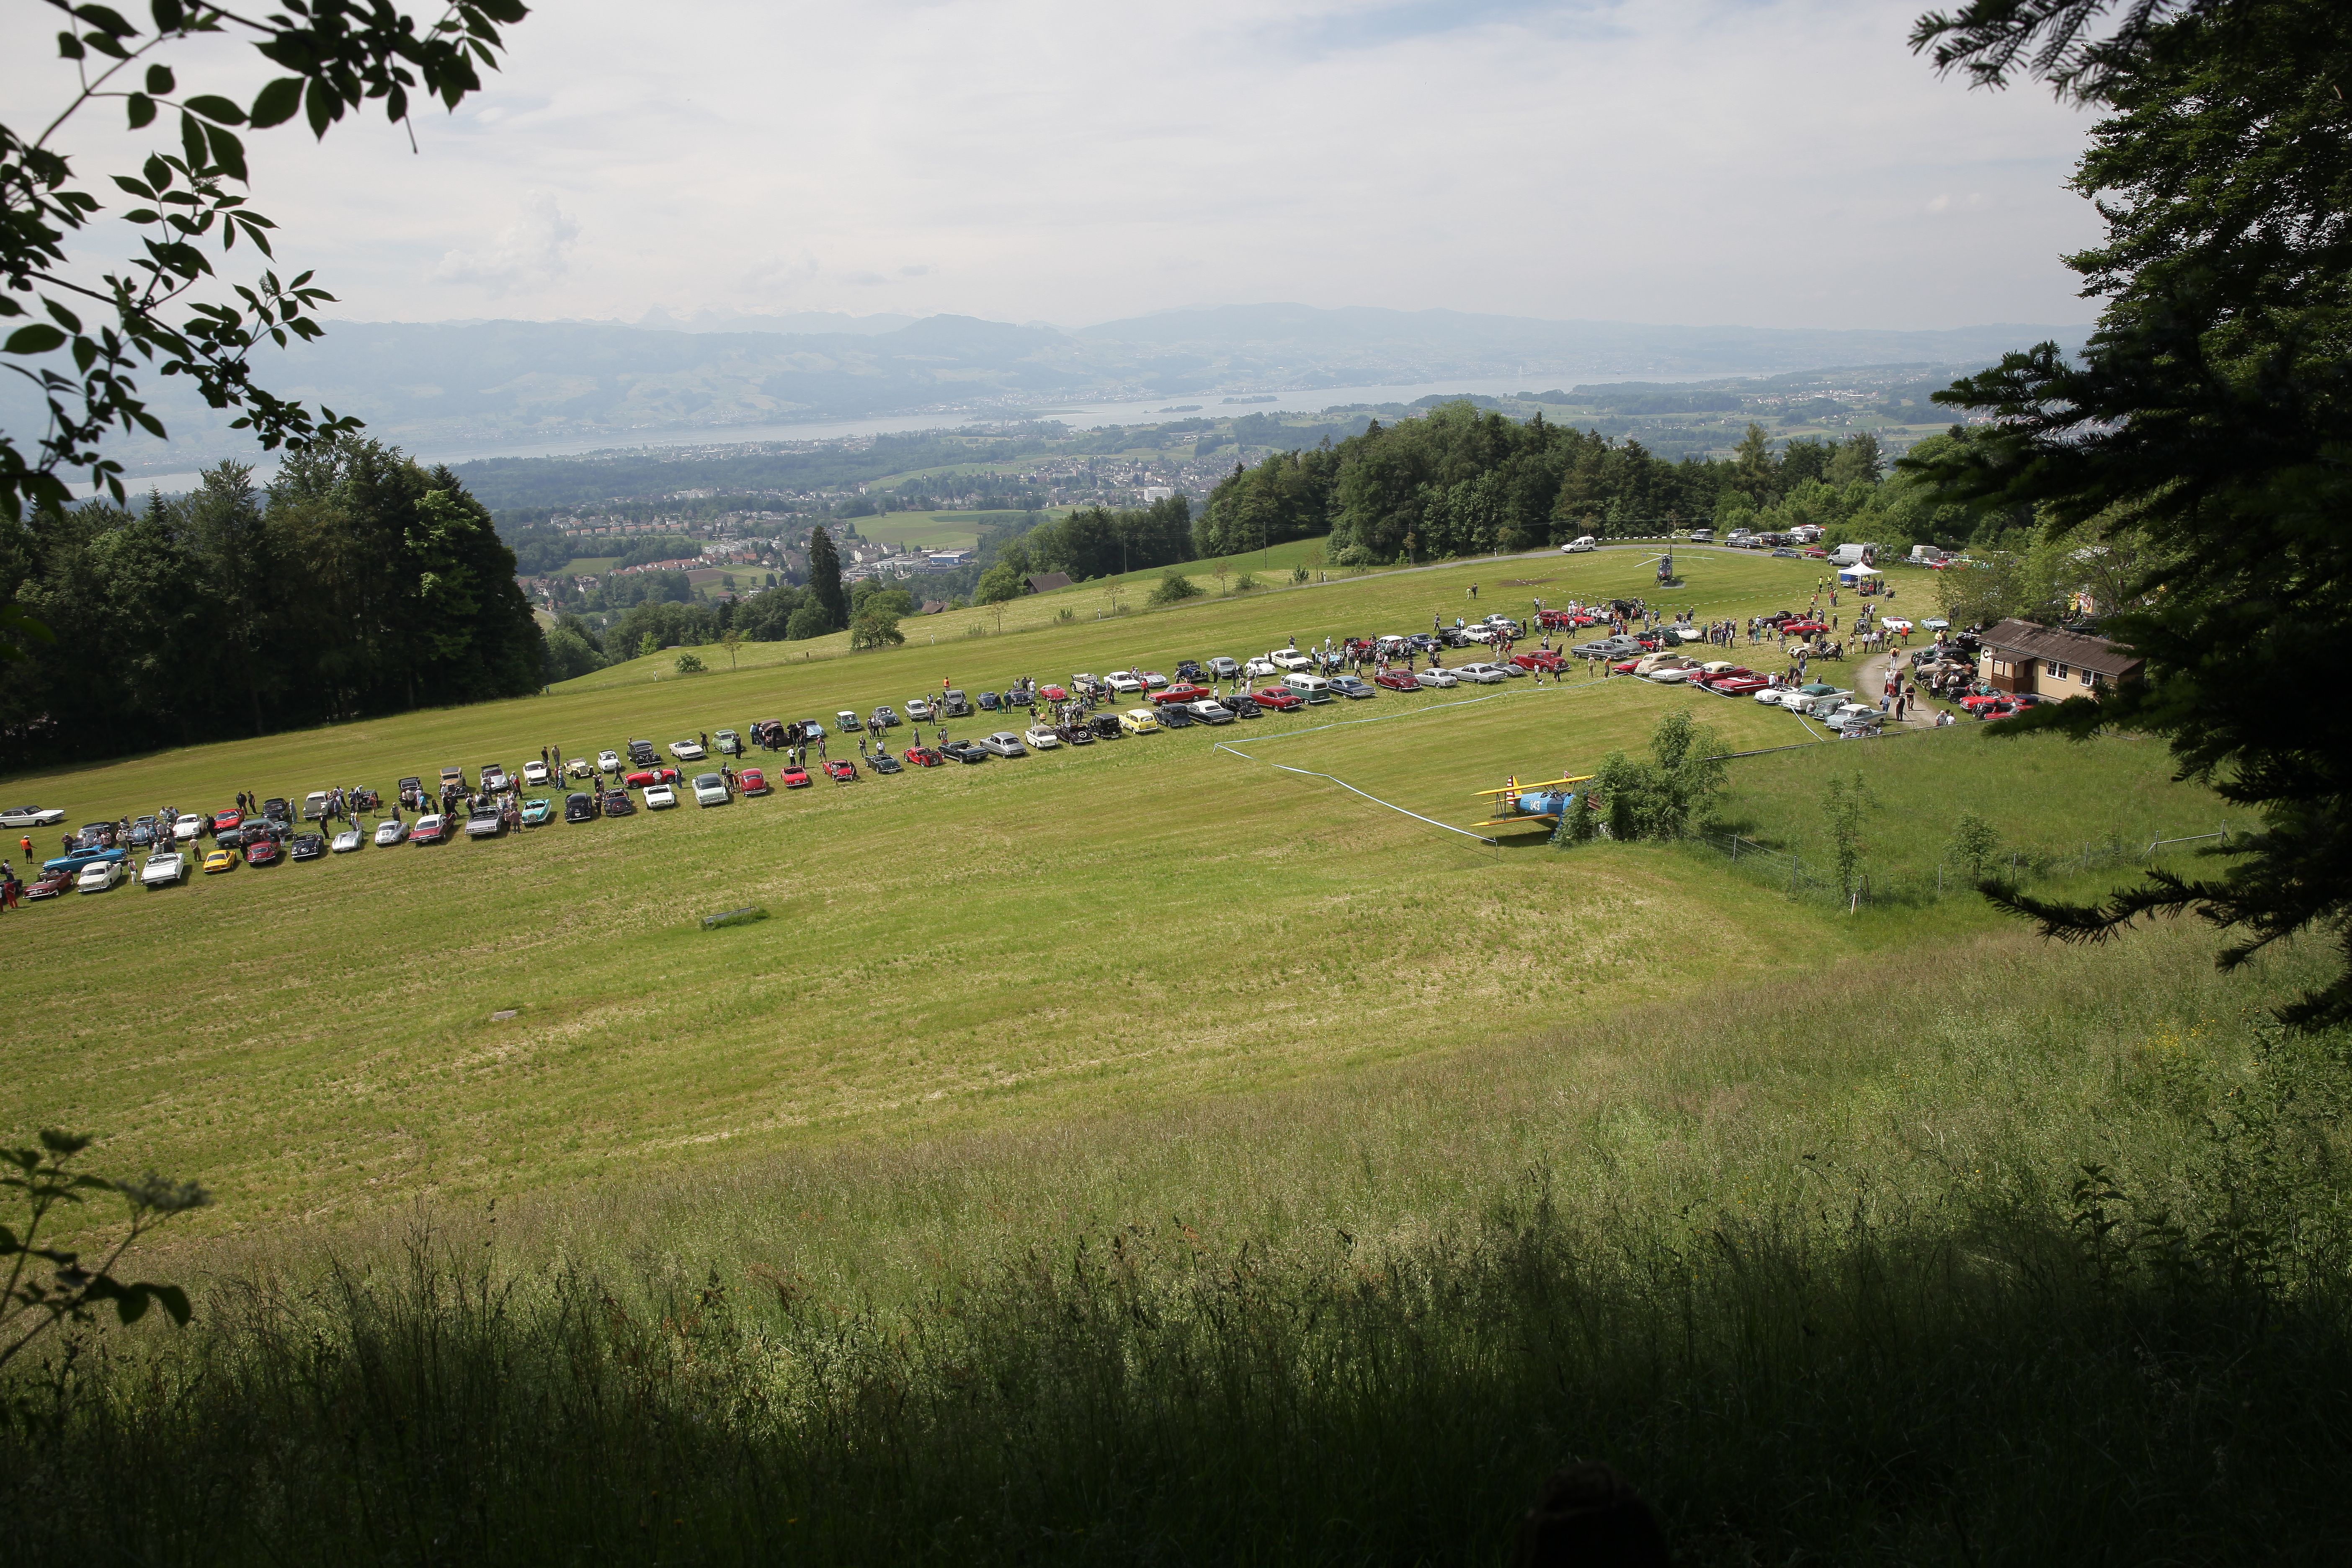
[41,844,126,876]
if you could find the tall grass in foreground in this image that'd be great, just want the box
[9,926,2351,1564]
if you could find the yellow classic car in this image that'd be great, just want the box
[1119,707,1161,736]
[202,848,236,874]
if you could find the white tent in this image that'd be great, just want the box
[1838,564,1882,582]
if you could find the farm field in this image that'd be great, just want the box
[0,547,2218,1242]
[853,510,1053,554]
[557,540,1830,689]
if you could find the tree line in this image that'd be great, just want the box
[0,443,543,768]
[1192,404,1926,564]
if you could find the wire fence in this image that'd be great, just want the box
[1687,823,2242,910]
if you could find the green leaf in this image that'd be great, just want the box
[249,76,302,129]
[179,111,205,169]
[126,92,156,129]
[204,123,247,181]
[152,1283,191,1325]
[144,62,173,95]
[303,77,336,139]
[4,326,67,356]
[150,0,185,32]
[111,174,154,199]
[183,94,245,126]
[112,1286,151,1325]
[143,155,171,191]
[44,301,83,333]
[57,30,84,59]
[73,5,138,36]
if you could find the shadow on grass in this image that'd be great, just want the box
[16,1174,2352,1566]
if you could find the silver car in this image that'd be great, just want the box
[976,731,1028,757]
[374,818,410,846]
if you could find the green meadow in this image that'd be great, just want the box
[0,549,2202,1234]
[9,545,2346,1564]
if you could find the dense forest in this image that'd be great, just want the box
[1191,402,2022,563]
[0,441,543,769]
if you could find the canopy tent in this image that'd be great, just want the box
[1838,563,1882,580]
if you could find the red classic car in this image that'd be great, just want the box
[245,835,281,866]
[1150,682,1213,707]
[624,766,681,787]
[1374,670,1421,691]
[1779,619,1829,636]
[1039,684,1068,702]
[24,867,74,900]
[903,747,944,768]
[1703,673,1770,696]
[781,766,813,788]
[1510,650,1568,673]
[1251,687,1304,712]
[823,760,858,782]
[738,769,769,795]
[211,807,242,832]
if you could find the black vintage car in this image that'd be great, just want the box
[626,739,658,767]
[564,792,599,823]
[1052,723,1094,746]
[1230,694,1263,718]
[1158,704,1196,729]
[868,751,903,775]
[939,739,988,764]
[289,833,327,861]
[601,789,635,817]
[1087,713,1123,740]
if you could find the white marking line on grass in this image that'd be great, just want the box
[1207,684,1610,846]
[1215,741,1501,846]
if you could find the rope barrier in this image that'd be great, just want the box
[1214,741,1500,846]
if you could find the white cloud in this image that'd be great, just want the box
[4,0,2105,330]
[431,191,580,295]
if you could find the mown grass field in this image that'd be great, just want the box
[15,540,2345,1564]
[0,546,2226,1246]
[853,510,1052,553]
[561,540,1800,690]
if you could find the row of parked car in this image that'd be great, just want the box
[12,620,1757,900]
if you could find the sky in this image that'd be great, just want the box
[16,0,2105,332]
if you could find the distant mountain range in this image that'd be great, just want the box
[15,303,2090,479]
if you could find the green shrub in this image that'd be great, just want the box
[1149,571,1203,606]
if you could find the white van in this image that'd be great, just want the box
[1282,673,1333,703]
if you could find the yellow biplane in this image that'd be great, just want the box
[1470,773,1594,832]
